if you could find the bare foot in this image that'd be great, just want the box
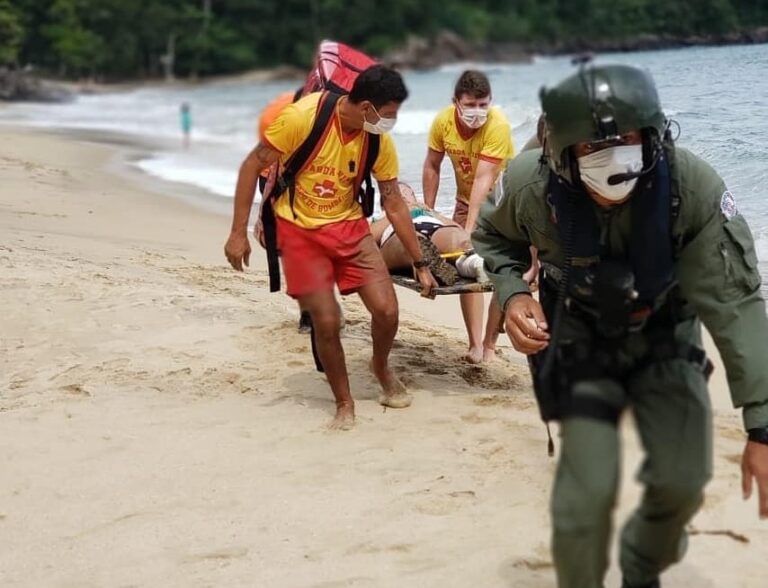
[482,346,497,362]
[379,390,412,409]
[370,360,412,409]
[328,401,355,431]
[465,346,483,364]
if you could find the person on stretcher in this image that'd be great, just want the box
[369,183,538,287]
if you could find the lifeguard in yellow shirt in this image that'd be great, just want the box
[422,70,515,363]
[225,66,437,430]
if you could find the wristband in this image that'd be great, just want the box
[413,259,430,269]
[747,427,768,446]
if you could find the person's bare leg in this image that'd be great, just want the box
[380,237,412,270]
[482,293,504,361]
[298,290,354,430]
[460,292,485,364]
[356,279,412,408]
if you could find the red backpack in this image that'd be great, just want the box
[301,40,378,96]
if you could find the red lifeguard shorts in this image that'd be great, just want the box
[277,217,390,298]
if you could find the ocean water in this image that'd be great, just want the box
[2,44,767,279]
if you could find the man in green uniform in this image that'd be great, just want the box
[472,62,768,588]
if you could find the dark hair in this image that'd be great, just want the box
[454,70,491,99]
[349,65,409,108]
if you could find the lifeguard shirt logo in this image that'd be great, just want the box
[459,156,472,175]
[313,180,337,198]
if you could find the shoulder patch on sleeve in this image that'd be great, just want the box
[720,190,739,220]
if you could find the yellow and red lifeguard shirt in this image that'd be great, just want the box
[263,93,399,229]
[428,105,515,204]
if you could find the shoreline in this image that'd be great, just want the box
[11,124,240,218]
[1,127,766,587]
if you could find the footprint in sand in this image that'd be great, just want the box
[459,365,520,390]
[284,344,310,355]
[507,543,555,572]
[406,488,478,516]
[405,357,428,368]
[473,393,537,412]
[9,377,33,390]
[346,542,413,555]
[60,383,91,397]
[182,546,249,563]
[460,412,495,424]
[512,558,555,571]
[473,394,516,407]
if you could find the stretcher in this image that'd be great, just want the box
[390,273,494,297]
[387,243,495,297]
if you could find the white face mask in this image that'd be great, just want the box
[577,144,644,201]
[457,104,489,129]
[363,104,396,135]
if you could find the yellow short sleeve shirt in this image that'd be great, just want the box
[264,93,399,228]
[428,105,515,204]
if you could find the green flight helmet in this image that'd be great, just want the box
[539,63,667,181]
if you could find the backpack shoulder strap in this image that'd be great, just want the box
[280,91,341,182]
[363,134,380,177]
[356,133,380,217]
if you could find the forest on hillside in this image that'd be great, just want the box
[2,0,768,80]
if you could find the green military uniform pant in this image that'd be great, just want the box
[551,358,713,588]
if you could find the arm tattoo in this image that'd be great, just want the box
[252,143,278,168]
[380,180,400,203]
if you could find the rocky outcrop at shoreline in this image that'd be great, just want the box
[384,31,530,69]
[538,26,768,56]
[384,27,768,70]
[0,68,74,103]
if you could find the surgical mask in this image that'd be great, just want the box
[363,105,396,135]
[457,104,489,129]
[577,144,644,201]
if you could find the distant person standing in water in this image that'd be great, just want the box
[180,102,192,149]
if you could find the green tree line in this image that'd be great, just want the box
[2,0,768,79]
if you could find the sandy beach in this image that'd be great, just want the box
[1,127,766,587]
